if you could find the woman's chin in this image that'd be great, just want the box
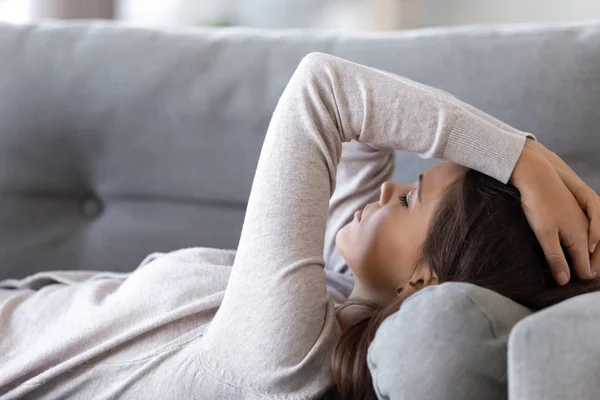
[335,225,353,258]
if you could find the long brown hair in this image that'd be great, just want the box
[330,169,600,399]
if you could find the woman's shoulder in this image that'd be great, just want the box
[138,247,237,269]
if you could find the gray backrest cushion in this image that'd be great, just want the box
[508,290,600,399]
[1,21,600,278]
[368,282,532,400]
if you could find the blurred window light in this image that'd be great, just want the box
[0,0,31,23]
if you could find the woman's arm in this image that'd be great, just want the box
[323,63,540,286]
[198,53,528,397]
[323,70,534,276]
[324,142,395,275]
[375,67,533,139]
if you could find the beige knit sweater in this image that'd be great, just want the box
[0,53,529,399]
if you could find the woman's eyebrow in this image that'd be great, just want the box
[418,173,424,202]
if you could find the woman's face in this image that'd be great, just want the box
[336,162,468,301]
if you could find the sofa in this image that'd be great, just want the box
[1,20,600,399]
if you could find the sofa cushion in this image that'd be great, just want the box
[368,282,532,400]
[2,22,600,279]
[508,290,600,399]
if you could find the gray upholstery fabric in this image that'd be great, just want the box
[2,21,600,279]
[509,290,600,399]
[368,283,532,400]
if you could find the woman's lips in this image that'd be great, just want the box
[355,209,363,221]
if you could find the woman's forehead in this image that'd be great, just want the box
[420,162,468,201]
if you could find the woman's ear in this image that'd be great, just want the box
[407,264,438,292]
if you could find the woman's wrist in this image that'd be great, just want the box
[509,138,544,187]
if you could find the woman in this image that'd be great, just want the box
[1,53,599,399]
[331,161,600,399]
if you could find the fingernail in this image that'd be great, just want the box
[591,243,597,254]
[593,270,598,279]
[557,271,569,286]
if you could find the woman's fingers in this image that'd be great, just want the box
[533,141,600,275]
[552,164,600,273]
[512,141,595,284]
[591,244,600,273]
[556,168,600,252]
[539,232,571,285]
[587,194,600,249]
[587,195,600,273]
[560,227,595,281]
[551,171,596,279]
[520,181,592,284]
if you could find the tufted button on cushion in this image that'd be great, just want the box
[2,22,600,282]
[81,196,103,219]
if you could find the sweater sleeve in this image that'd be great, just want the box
[198,53,530,398]
[375,67,536,146]
[323,141,395,276]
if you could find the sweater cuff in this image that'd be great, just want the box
[444,112,533,184]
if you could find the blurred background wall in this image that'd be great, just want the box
[418,0,600,27]
[29,0,114,19]
[2,0,600,30]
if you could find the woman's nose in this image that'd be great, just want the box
[380,181,414,206]
[379,181,396,206]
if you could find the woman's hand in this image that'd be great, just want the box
[510,139,600,285]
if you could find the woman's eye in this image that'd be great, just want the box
[399,194,409,207]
